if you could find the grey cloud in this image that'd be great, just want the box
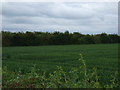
[2,2,118,34]
[2,2,95,19]
[2,3,40,17]
[3,24,117,34]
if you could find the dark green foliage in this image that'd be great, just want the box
[2,31,120,46]
[2,53,11,60]
[100,33,111,43]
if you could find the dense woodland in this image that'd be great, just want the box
[2,31,120,46]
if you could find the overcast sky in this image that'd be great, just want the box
[1,2,118,34]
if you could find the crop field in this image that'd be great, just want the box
[2,44,119,88]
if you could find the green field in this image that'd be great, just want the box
[2,44,118,86]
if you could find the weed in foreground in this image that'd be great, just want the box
[2,54,119,88]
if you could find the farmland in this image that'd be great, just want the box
[2,44,119,88]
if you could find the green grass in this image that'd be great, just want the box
[2,44,119,86]
[2,54,119,88]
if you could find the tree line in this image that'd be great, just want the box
[2,31,120,46]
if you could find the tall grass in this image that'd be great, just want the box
[2,54,119,88]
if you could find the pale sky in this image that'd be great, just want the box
[1,2,118,34]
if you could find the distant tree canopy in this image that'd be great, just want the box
[2,31,120,46]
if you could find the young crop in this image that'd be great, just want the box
[2,54,119,88]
